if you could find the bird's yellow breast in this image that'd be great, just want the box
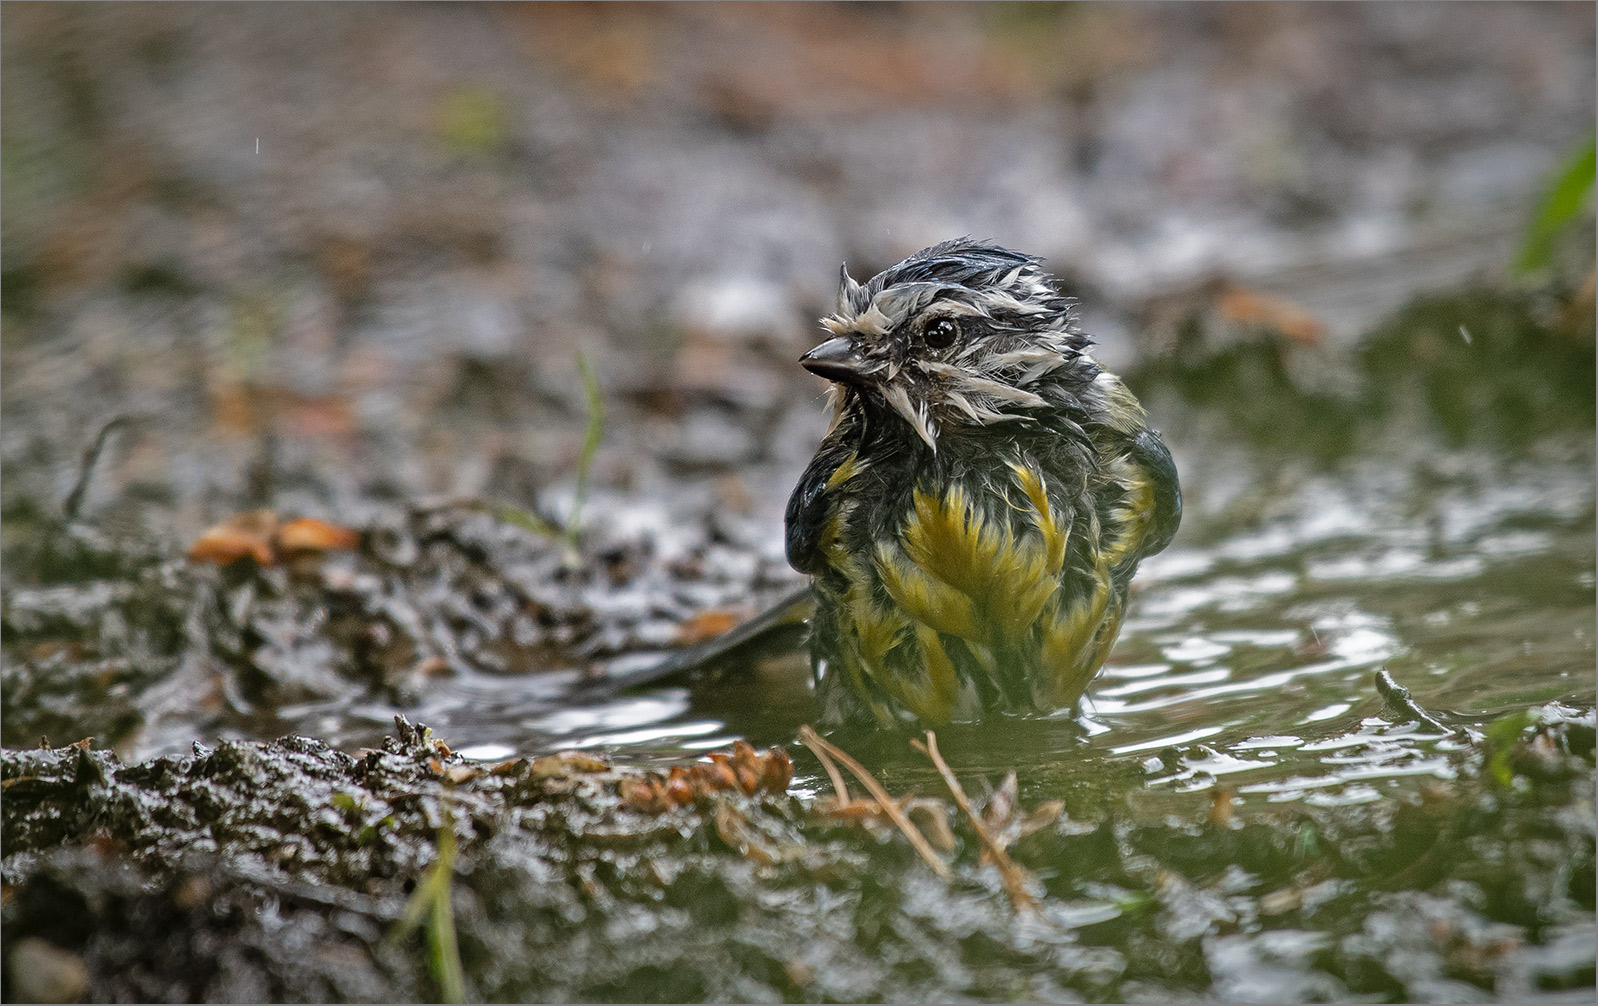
[817,459,1126,725]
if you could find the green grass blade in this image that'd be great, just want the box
[1515,133,1596,276]
[568,351,606,556]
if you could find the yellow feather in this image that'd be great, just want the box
[1102,454,1153,568]
[820,504,854,571]
[891,481,1063,652]
[1007,461,1069,575]
[986,543,1057,643]
[1039,511,1113,707]
[827,459,1135,719]
[875,543,983,641]
[849,589,905,677]
[901,486,1004,599]
[826,451,862,491]
[909,623,960,724]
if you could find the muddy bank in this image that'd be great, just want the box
[2,702,1593,1003]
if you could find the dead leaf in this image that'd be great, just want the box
[981,771,1019,836]
[188,511,360,567]
[912,731,1037,912]
[905,799,957,852]
[758,746,793,795]
[663,766,694,807]
[800,726,950,878]
[673,607,752,645]
[714,802,775,864]
[620,778,664,813]
[275,517,360,554]
[1017,800,1064,840]
[530,752,611,778]
[1215,285,1325,344]
[187,510,277,565]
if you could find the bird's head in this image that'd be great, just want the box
[802,239,1094,452]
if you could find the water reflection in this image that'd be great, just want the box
[272,440,1593,811]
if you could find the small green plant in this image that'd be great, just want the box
[489,352,605,552]
[1515,133,1596,276]
[1482,708,1541,789]
[390,821,466,1004]
[566,350,606,557]
[492,502,561,539]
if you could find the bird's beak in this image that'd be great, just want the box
[799,336,871,384]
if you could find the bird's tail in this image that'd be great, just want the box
[573,586,815,696]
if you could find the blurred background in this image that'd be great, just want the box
[1,2,1593,763]
[3,2,1592,541]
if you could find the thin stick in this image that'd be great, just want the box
[1374,668,1451,734]
[797,726,948,878]
[911,731,1036,912]
[800,728,854,807]
[63,415,132,523]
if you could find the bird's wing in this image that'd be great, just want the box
[1101,429,1182,576]
[786,446,865,574]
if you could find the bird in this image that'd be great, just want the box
[785,239,1180,727]
[605,240,1179,728]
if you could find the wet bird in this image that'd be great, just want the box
[621,240,1180,727]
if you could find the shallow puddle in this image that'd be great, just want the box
[247,423,1593,830]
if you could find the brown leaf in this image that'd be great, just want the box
[530,752,611,778]
[673,607,752,645]
[906,799,958,853]
[697,759,740,795]
[187,510,278,566]
[620,778,664,813]
[275,517,361,554]
[1215,285,1325,344]
[982,771,1019,835]
[664,767,695,808]
[758,747,793,795]
[714,802,775,864]
[1016,800,1065,840]
[911,731,1036,912]
[799,725,950,878]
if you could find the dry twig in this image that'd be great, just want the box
[796,725,948,877]
[911,731,1037,912]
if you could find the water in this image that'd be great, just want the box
[271,423,1594,820]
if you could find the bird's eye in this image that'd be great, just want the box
[924,318,960,349]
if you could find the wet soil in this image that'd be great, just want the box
[2,704,1592,1003]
